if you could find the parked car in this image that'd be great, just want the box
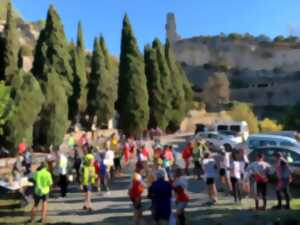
[247,134,300,150]
[261,131,299,140]
[195,131,241,151]
[248,146,300,180]
[213,121,249,141]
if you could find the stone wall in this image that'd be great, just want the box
[230,81,300,106]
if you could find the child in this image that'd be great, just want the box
[173,168,189,225]
[202,152,218,204]
[129,163,145,225]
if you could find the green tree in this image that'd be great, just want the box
[144,39,172,130]
[1,1,19,84]
[283,103,300,131]
[202,72,230,107]
[116,14,149,136]
[75,22,88,116]
[32,5,71,146]
[4,73,44,152]
[229,102,259,133]
[32,5,73,96]
[0,81,13,136]
[165,40,192,130]
[87,37,116,127]
[99,35,118,116]
[36,70,69,146]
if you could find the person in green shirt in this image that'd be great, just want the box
[31,162,53,224]
[193,141,204,179]
[81,157,96,211]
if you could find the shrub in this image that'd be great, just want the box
[228,102,259,133]
[259,118,283,132]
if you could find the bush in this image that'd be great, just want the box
[228,102,259,133]
[259,118,283,132]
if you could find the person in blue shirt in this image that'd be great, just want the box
[148,169,173,225]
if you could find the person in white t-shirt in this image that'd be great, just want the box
[218,149,232,193]
[104,144,115,191]
[202,152,218,204]
[230,152,242,203]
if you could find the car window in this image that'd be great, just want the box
[263,148,279,165]
[280,150,300,162]
[279,141,295,147]
[230,125,241,132]
[260,140,276,147]
[249,139,259,148]
[217,125,228,131]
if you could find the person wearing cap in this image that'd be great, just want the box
[273,152,292,209]
[31,162,53,224]
[148,168,173,225]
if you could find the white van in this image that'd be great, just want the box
[247,134,300,150]
[213,121,249,141]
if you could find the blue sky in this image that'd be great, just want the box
[13,0,300,55]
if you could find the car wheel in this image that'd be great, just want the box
[224,143,232,152]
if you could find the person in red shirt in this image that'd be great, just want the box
[173,168,189,225]
[123,143,130,165]
[128,163,145,225]
[182,142,193,175]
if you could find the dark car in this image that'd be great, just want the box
[249,146,300,182]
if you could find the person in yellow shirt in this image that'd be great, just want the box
[31,162,53,224]
[81,156,96,211]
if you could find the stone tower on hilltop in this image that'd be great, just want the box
[166,12,181,45]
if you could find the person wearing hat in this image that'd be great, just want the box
[148,168,173,225]
[31,162,53,224]
[273,152,292,209]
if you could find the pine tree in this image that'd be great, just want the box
[87,38,115,127]
[4,73,44,152]
[1,1,19,84]
[117,14,149,136]
[32,5,73,96]
[32,5,71,146]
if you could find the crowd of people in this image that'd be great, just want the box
[8,132,295,225]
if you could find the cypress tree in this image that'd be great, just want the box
[68,41,79,122]
[165,40,187,130]
[4,73,44,152]
[76,22,88,116]
[87,38,115,127]
[32,5,71,146]
[32,5,73,96]
[1,1,19,84]
[117,14,149,136]
[144,40,171,131]
[99,35,117,116]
